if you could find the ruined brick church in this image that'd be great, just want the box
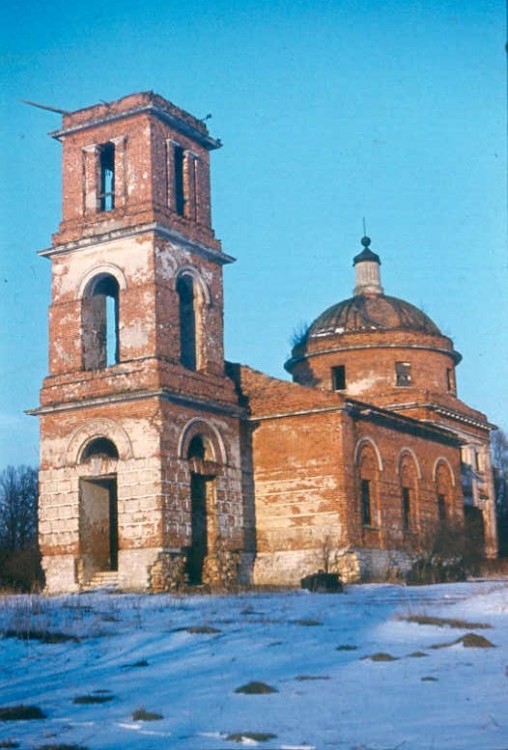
[32,92,498,593]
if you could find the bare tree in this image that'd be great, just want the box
[491,429,508,556]
[0,465,38,551]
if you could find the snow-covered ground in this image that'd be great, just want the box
[0,581,507,750]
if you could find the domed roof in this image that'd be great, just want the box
[307,294,442,339]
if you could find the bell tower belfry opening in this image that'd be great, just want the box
[33,92,247,593]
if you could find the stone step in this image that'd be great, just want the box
[84,570,119,591]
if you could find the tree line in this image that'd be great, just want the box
[0,465,43,590]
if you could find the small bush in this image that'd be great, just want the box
[234,681,278,695]
[132,708,163,721]
[0,547,44,593]
[0,705,46,721]
[226,732,277,743]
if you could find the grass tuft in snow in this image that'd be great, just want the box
[132,707,163,721]
[0,741,19,748]
[291,619,322,627]
[295,675,330,681]
[124,659,149,668]
[431,632,495,650]
[336,644,358,651]
[72,693,114,705]
[3,628,79,643]
[226,732,277,743]
[421,676,439,682]
[365,652,399,662]
[174,625,222,634]
[234,681,279,694]
[400,615,491,630]
[37,745,89,750]
[0,705,46,721]
[408,651,429,658]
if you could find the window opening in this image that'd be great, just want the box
[99,143,115,212]
[402,487,411,530]
[188,435,206,460]
[361,478,371,526]
[446,367,455,393]
[177,275,197,370]
[396,361,412,387]
[81,437,119,462]
[332,365,346,390]
[437,493,446,522]
[174,146,185,216]
[82,274,120,370]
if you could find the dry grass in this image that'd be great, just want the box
[2,628,79,644]
[234,681,279,694]
[0,705,46,721]
[400,615,491,630]
[366,652,399,662]
[431,632,495,650]
[132,707,163,721]
[72,693,113,705]
[174,625,221,634]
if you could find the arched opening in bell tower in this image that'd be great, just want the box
[82,273,120,370]
[177,274,200,371]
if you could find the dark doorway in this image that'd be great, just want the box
[187,473,208,584]
[464,505,485,557]
[79,476,118,574]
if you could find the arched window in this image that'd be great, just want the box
[177,274,198,370]
[187,435,206,461]
[82,273,120,370]
[356,443,380,528]
[81,437,119,462]
[399,454,419,532]
[435,461,454,523]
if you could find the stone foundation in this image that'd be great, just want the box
[253,547,414,586]
[148,550,188,592]
[42,555,80,594]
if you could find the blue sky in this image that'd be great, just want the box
[0,0,506,467]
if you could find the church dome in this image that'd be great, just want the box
[307,293,442,339]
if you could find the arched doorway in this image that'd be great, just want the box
[186,435,216,584]
[79,437,119,577]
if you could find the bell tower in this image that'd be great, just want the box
[34,92,247,593]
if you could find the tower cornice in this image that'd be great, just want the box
[38,222,235,265]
